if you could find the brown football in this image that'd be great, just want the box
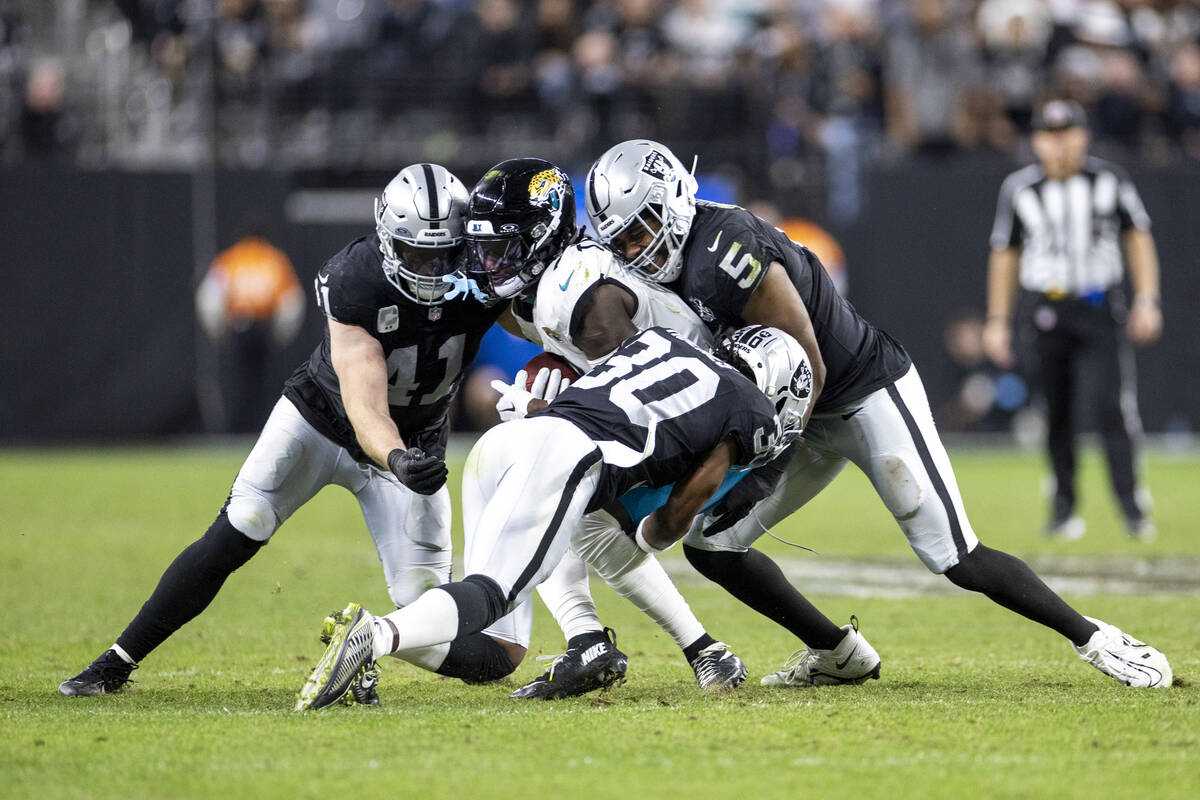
[521,352,582,390]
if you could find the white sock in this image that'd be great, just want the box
[537,551,603,642]
[110,644,136,665]
[606,557,705,649]
[387,642,452,672]
[372,588,460,660]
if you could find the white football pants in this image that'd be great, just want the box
[227,397,453,606]
[686,365,980,573]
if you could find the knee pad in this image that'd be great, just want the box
[435,633,517,684]
[226,491,280,542]
[438,575,507,638]
[870,453,923,521]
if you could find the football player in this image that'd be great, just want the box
[584,139,1172,689]
[464,158,750,696]
[59,164,531,700]
[467,158,881,693]
[296,325,804,710]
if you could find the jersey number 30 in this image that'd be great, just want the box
[572,330,720,467]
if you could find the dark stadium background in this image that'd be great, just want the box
[2,0,1197,442]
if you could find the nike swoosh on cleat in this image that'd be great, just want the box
[835,643,859,670]
[707,231,722,252]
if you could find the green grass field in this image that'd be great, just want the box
[3,443,1197,799]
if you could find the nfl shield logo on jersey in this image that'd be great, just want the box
[377,305,399,333]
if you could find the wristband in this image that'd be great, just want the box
[634,517,674,554]
[1133,294,1160,308]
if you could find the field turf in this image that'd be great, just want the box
[2,443,1197,799]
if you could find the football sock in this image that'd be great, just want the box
[115,511,265,663]
[374,588,459,659]
[682,634,717,664]
[602,553,706,649]
[386,642,451,672]
[536,550,603,642]
[570,518,706,649]
[684,545,845,651]
[944,545,1098,647]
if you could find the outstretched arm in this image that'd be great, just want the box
[635,437,738,552]
[741,261,825,425]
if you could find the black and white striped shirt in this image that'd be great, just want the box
[989,156,1151,296]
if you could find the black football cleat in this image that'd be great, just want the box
[510,627,628,700]
[59,649,138,696]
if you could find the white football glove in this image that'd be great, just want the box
[490,367,571,422]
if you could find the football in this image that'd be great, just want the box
[521,351,581,390]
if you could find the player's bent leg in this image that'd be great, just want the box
[298,419,604,706]
[516,549,629,699]
[572,510,742,690]
[60,510,265,697]
[63,399,345,697]
[352,465,454,608]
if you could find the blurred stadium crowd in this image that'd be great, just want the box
[4,0,1200,215]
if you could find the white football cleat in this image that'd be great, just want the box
[761,617,881,687]
[1074,616,1172,688]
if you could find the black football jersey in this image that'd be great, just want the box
[671,202,911,413]
[536,327,781,511]
[283,235,504,463]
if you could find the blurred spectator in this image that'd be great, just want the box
[1166,42,1200,160]
[939,309,1027,432]
[19,57,77,161]
[196,232,305,433]
[885,0,984,155]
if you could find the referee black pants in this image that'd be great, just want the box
[1021,295,1145,524]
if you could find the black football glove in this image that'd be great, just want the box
[387,447,448,495]
[702,446,795,537]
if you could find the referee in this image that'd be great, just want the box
[983,99,1163,540]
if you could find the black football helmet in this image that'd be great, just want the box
[463,158,578,299]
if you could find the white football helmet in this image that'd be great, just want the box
[374,164,469,305]
[719,325,813,455]
[585,139,697,283]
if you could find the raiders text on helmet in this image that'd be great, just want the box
[585,139,697,283]
[374,164,469,305]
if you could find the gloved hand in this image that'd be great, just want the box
[702,446,795,537]
[387,447,448,495]
[490,367,571,422]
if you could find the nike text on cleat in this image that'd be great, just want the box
[1073,616,1172,688]
[689,641,747,690]
[58,649,138,696]
[761,616,882,688]
[510,627,628,700]
[296,602,377,710]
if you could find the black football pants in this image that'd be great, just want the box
[1023,296,1144,523]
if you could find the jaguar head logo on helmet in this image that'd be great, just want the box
[585,139,698,284]
[373,164,469,306]
[463,158,578,300]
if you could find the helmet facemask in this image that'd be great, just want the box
[716,325,814,464]
[586,140,697,284]
[374,164,469,306]
[464,160,576,301]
